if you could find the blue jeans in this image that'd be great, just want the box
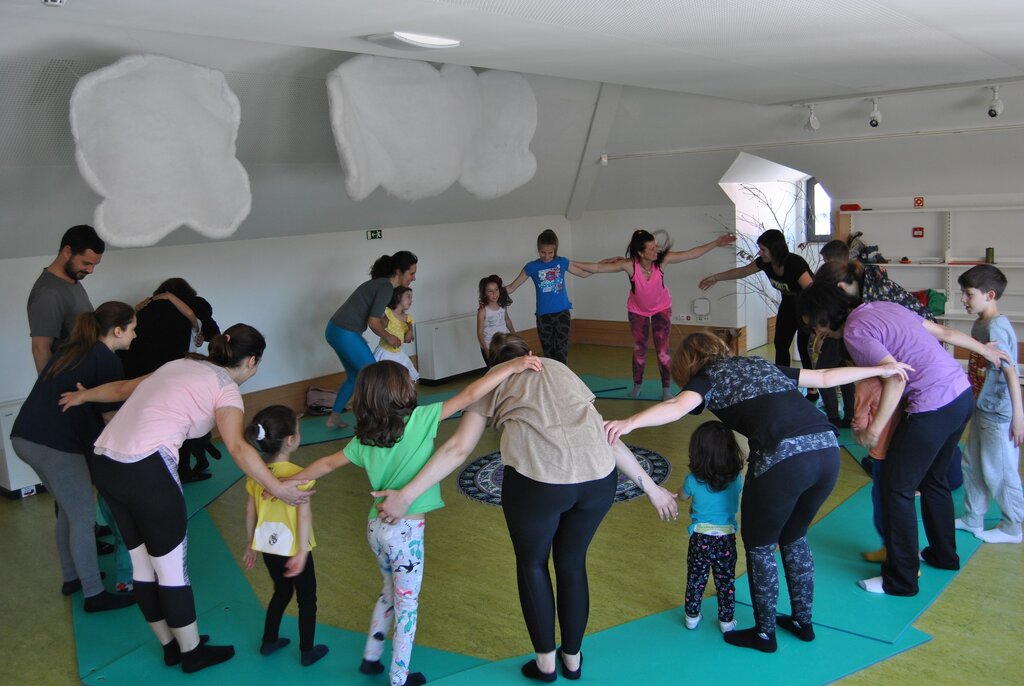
[325,322,375,414]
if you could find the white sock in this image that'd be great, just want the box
[684,613,702,630]
[954,517,982,534]
[719,620,736,633]
[976,528,1022,544]
[857,576,886,594]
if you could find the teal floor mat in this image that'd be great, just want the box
[299,390,461,446]
[734,484,991,643]
[429,599,930,686]
[77,511,485,684]
[577,374,679,400]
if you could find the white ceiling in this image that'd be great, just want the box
[3,0,1024,104]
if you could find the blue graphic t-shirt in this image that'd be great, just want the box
[525,256,572,316]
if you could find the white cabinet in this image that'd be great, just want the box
[0,399,43,498]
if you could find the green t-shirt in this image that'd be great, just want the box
[344,402,446,520]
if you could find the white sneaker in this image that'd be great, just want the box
[857,576,886,594]
[719,620,736,633]
[684,613,702,630]
[976,528,1023,544]
[954,518,982,535]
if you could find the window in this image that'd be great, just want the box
[804,177,832,242]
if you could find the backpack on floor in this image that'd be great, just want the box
[305,386,336,416]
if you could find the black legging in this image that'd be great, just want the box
[881,389,973,595]
[536,310,572,364]
[500,466,616,655]
[774,295,813,369]
[91,452,195,628]
[262,553,318,651]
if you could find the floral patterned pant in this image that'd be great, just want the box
[364,518,426,686]
[684,532,736,621]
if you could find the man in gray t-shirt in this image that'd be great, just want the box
[28,225,105,374]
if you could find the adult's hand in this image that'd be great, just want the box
[373,489,412,522]
[647,485,679,522]
[58,383,89,411]
[877,361,913,381]
[857,427,880,451]
[983,342,1013,368]
[715,234,738,247]
[604,418,633,444]
[274,480,314,506]
[698,274,718,290]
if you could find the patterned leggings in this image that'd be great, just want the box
[536,310,571,364]
[684,532,736,621]
[627,309,672,387]
[364,518,426,686]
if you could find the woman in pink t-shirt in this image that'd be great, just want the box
[60,324,312,674]
[575,229,735,399]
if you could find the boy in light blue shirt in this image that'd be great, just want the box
[955,265,1024,544]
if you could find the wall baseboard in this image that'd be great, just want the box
[570,319,747,356]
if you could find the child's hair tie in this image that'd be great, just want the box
[256,423,266,441]
[224,334,231,342]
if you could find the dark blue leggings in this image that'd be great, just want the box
[501,466,615,655]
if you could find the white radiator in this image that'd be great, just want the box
[0,399,43,496]
[414,313,485,382]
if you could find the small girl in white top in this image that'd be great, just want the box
[374,287,418,382]
[477,275,515,364]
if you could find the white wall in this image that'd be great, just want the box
[0,216,569,404]
[569,205,738,326]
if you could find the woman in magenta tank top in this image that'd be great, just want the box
[575,230,735,399]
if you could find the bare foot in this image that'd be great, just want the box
[325,412,349,429]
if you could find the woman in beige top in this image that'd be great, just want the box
[374,333,677,682]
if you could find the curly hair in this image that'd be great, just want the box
[478,274,513,308]
[352,361,418,448]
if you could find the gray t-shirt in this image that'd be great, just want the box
[27,269,93,353]
[970,314,1018,422]
[330,278,394,332]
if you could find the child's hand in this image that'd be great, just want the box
[1011,415,1024,447]
[373,489,411,523]
[386,333,403,349]
[284,551,308,577]
[242,548,257,570]
[509,353,543,374]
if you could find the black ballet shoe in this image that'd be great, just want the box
[402,672,427,686]
[723,627,777,653]
[521,659,557,682]
[558,648,582,680]
[260,637,290,655]
[360,659,385,674]
[777,615,815,642]
[301,644,329,666]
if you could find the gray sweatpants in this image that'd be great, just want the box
[11,437,105,596]
[961,412,1024,535]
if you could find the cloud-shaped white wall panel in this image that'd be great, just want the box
[328,55,536,202]
[70,54,251,247]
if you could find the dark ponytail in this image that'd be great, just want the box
[244,404,298,457]
[370,250,418,279]
[46,301,134,379]
[201,323,266,368]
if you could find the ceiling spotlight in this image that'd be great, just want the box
[805,104,820,131]
[868,97,881,128]
[988,86,1004,118]
[366,31,461,50]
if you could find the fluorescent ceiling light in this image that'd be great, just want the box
[366,32,461,50]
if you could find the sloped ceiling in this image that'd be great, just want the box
[1,1,1023,257]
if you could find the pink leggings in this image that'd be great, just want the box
[628,309,672,387]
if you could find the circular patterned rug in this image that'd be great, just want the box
[457,444,671,507]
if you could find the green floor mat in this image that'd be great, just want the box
[577,374,678,400]
[428,599,930,685]
[78,511,485,684]
[734,484,987,643]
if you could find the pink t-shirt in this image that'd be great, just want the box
[626,261,673,317]
[95,359,243,463]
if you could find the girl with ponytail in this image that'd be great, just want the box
[11,302,137,613]
[58,322,312,673]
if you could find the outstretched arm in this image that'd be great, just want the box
[373,411,488,520]
[291,447,352,482]
[611,440,678,521]
[604,390,704,443]
[570,258,632,276]
[797,361,912,389]
[439,354,543,420]
[923,320,1013,367]
[217,407,313,507]
[59,376,150,409]
[699,261,760,290]
[663,234,737,265]
[505,269,528,295]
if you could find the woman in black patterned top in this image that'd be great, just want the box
[605,332,910,653]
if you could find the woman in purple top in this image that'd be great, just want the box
[798,284,1008,596]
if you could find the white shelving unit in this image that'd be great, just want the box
[840,205,1024,361]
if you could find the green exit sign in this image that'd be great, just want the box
[366,229,383,240]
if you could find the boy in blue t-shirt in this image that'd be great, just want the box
[955,265,1024,544]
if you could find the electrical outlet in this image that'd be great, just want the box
[697,315,710,322]
[674,313,687,322]
[366,229,383,240]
